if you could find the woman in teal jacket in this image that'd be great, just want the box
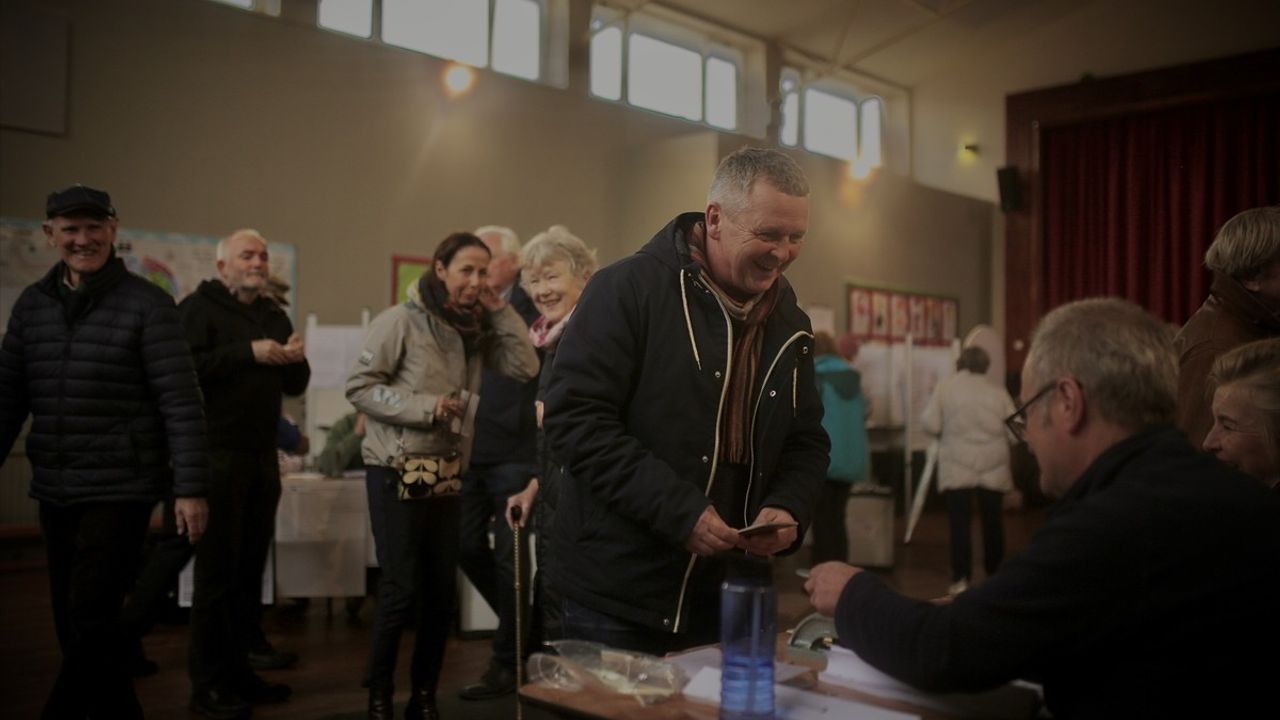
[811,332,870,563]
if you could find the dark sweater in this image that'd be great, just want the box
[835,426,1280,718]
[178,280,309,451]
[469,280,540,466]
[0,257,208,503]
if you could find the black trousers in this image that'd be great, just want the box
[944,487,1005,582]
[365,465,460,693]
[810,479,852,565]
[188,448,280,695]
[458,461,533,670]
[39,501,152,720]
[120,496,194,643]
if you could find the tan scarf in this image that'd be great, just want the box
[685,221,780,464]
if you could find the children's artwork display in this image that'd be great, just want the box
[847,284,958,346]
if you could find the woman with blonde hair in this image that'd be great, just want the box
[1204,337,1280,490]
[505,225,597,641]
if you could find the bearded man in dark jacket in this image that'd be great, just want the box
[180,228,310,717]
[544,147,829,655]
[0,185,209,719]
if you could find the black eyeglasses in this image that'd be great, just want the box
[1005,382,1057,442]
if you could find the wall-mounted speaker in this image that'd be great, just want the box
[997,166,1024,212]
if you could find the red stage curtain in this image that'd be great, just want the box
[1040,92,1280,323]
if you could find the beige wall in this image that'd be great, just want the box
[1,0,994,336]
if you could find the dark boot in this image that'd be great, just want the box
[405,686,439,720]
[368,685,394,720]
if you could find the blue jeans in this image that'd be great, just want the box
[458,461,535,669]
[365,466,460,692]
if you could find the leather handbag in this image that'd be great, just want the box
[397,453,462,500]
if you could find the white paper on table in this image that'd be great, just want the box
[821,647,1040,720]
[668,646,811,686]
[683,667,917,720]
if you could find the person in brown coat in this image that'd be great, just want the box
[1174,206,1280,447]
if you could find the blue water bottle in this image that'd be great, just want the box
[719,557,776,719]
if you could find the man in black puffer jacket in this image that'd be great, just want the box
[0,185,209,719]
[180,228,310,718]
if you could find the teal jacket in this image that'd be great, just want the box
[815,354,869,483]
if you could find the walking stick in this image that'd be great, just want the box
[512,504,525,720]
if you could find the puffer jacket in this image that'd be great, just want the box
[346,279,539,471]
[0,256,208,504]
[544,212,829,633]
[920,369,1016,492]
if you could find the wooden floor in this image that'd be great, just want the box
[0,506,1043,719]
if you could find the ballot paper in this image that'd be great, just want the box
[738,520,799,538]
[667,646,811,686]
[682,666,918,720]
[820,646,1041,720]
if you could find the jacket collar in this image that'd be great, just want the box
[37,251,130,300]
[1209,272,1280,332]
[1055,425,1180,509]
[640,211,809,334]
[196,277,275,319]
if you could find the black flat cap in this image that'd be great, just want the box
[45,184,116,219]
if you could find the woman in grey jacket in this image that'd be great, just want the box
[347,232,539,720]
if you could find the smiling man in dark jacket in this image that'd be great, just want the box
[544,147,829,654]
[180,228,310,717]
[0,185,209,719]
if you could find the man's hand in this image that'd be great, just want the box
[282,333,305,363]
[505,478,539,529]
[685,506,739,556]
[251,339,291,365]
[737,506,799,556]
[175,497,209,545]
[804,561,862,616]
[478,283,507,312]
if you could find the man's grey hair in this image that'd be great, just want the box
[474,225,522,256]
[707,147,809,216]
[1025,298,1177,429]
[1204,206,1280,280]
[520,225,598,280]
[216,228,267,262]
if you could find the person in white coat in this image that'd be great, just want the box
[921,346,1016,595]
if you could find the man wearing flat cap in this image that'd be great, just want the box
[0,184,210,718]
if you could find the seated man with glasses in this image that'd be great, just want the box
[806,298,1280,718]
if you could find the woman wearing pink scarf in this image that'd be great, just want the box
[504,225,597,642]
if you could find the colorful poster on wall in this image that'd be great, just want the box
[925,298,943,341]
[849,288,871,336]
[846,283,958,346]
[908,295,927,338]
[889,294,909,338]
[392,255,432,305]
[870,291,889,339]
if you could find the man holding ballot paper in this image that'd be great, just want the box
[544,147,828,655]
